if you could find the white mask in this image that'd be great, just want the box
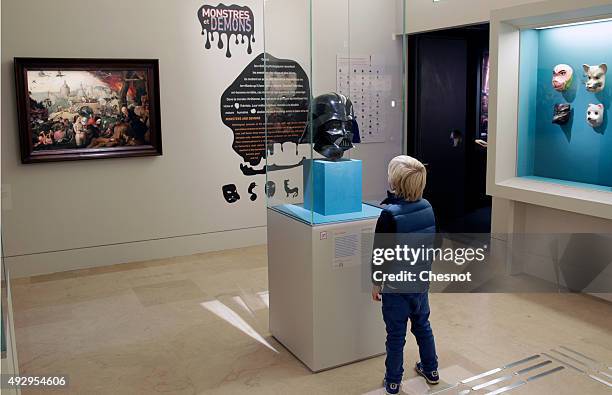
[586,104,604,128]
[583,64,607,93]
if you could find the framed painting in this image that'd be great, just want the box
[14,58,162,163]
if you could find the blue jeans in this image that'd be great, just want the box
[382,292,438,384]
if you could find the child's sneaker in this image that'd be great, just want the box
[382,379,401,395]
[415,362,439,385]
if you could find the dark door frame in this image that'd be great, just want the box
[407,24,489,160]
[406,24,491,230]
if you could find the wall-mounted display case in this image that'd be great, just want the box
[488,0,612,220]
[517,19,612,190]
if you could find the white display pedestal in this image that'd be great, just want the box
[267,208,386,372]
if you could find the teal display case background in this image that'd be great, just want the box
[518,21,612,189]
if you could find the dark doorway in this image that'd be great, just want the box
[407,24,491,233]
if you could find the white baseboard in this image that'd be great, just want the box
[4,226,267,278]
[591,293,612,303]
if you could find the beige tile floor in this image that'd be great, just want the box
[10,245,612,395]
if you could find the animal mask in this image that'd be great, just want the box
[552,103,571,125]
[300,93,360,161]
[586,104,604,128]
[552,64,573,92]
[583,64,607,93]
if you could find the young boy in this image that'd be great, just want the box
[372,155,439,395]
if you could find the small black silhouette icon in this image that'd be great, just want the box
[222,184,240,203]
[248,182,258,201]
[284,180,299,198]
[265,181,276,198]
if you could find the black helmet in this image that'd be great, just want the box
[300,93,360,160]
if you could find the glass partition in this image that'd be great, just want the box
[1,239,20,389]
[264,0,407,225]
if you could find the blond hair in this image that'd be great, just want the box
[388,156,427,202]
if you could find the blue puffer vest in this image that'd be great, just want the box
[372,192,436,291]
[376,192,436,234]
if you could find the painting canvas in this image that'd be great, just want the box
[14,58,162,163]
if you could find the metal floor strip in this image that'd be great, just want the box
[484,363,566,395]
[559,346,598,363]
[460,355,540,384]
[545,351,612,388]
[451,350,608,393]
[542,352,585,373]
[550,349,588,366]
[472,375,513,391]
[484,381,524,395]
[503,354,541,369]
[515,360,552,376]
[461,368,502,384]
[589,375,612,388]
[428,384,459,395]
[526,366,565,382]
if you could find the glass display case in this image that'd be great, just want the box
[516,19,612,191]
[264,0,407,372]
[1,246,20,393]
[263,0,407,225]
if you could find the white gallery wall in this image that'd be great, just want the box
[405,0,546,33]
[3,0,611,277]
[1,0,406,277]
[1,0,272,277]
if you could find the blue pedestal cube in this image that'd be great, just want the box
[303,159,362,216]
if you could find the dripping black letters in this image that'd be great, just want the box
[198,3,255,58]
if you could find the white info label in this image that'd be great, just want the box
[333,231,361,269]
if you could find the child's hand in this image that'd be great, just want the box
[372,285,382,301]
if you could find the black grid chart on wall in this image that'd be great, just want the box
[336,55,391,144]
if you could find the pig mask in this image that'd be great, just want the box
[583,64,607,93]
[552,64,573,92]
[586,104,604,128]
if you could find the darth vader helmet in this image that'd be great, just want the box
[300,93,360,160]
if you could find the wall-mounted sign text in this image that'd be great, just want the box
[197,3,255,58]
[221,53,310,176]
